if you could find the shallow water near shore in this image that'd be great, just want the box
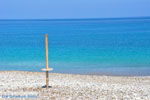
[0,17,150,75]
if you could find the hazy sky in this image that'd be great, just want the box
[0,0,150,19]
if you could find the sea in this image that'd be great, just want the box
[0,17,150,76]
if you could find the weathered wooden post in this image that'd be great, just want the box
[41,34,53,88]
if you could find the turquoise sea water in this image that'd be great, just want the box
[0,18,150,75]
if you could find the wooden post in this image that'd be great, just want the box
[45,34,49,88]
[45,34,49,69]
[41,34,53,88]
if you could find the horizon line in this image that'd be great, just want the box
[0,16,150,21]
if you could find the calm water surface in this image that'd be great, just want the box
[0,18,150,75]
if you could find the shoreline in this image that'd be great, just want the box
[0,71,150,99]
[0,69,150,76]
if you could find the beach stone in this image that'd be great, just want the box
[0,71,150,100]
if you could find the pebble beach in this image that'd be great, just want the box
[0,71,150,100]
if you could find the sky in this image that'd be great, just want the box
[0,0,150,19]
